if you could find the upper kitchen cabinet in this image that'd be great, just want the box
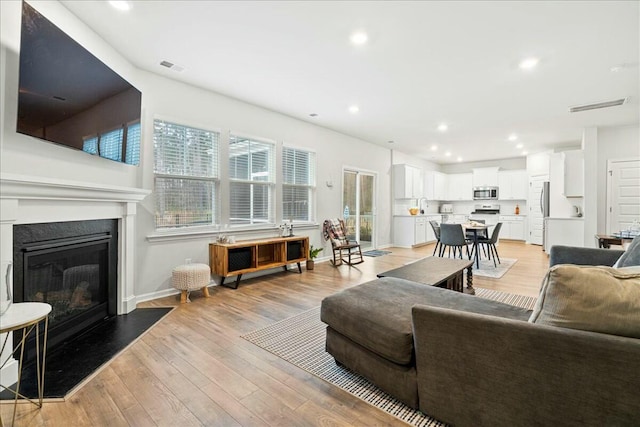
[472,167,499,187]
[447,173,473,200]
[393,164,423,199]
[424,170,448,200]
[498,170,528,200]
[563,150,584,197]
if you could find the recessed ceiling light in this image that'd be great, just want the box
[348,105,360,114]
[519,57,539,70]
[108,1,131,11]
[350,32,368,45]
[309,113,318,117]
[508,133,518,141]
[430,145,438,151]
[457,157,463,162]
[522,151,529,156]
[516,143,524,149]
[438,123,448,132]
[445,151,452,157]
[387,140,395,144]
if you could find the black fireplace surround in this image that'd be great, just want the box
[13,219,118,362]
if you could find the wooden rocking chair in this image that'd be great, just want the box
[322,219,364,266]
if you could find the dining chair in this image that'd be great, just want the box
[438,223,471,259]
[429,220,441,256]
[478,222,503,267]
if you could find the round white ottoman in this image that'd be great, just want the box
[172,263,211,303]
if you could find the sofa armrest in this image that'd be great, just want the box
[549,245,623,267]
[411,305,640,427]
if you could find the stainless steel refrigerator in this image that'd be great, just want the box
[541,181,550,251]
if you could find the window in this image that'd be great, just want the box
[229,135,275,225]
[283,147,316,222]
[153,119,219,229]
[82,122,141,165]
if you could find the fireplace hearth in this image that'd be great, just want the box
[13,220,118,362]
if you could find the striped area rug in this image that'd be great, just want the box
[242,288,537,426]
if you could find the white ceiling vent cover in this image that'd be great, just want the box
[569,98,628,113]
[159,60,184,72]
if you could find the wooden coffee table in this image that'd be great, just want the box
[377,257,474,294]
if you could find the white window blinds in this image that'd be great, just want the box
[283,147,316,222]
[229,134,275,225]
[153,119,219,229]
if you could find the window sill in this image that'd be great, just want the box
[146,222,319,243]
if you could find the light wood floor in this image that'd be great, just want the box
[2,241,549,426]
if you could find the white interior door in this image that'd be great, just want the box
[607,159,640,234]
[528,175,547,245]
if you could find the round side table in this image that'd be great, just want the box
[172,263,211,303]
[0,302,52,426]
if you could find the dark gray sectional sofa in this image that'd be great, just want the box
[320,239,640,426]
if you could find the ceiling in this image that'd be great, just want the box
[60,1,639,164]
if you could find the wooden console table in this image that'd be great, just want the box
[209,236,309,289]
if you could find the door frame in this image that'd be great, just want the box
[342,166,378,250]
[606,158,640,234]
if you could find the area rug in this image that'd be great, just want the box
[472,257,517,278]
[362,250,392,257]
[242,288,536,426]
[0,307,173,400]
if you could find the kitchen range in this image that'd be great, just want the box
[469,203,500,227]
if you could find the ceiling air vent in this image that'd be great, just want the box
[569,98,628,113]
[159,60,184,72]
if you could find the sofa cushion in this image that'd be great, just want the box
[613,236,640,268]
[321,277,532,365]
[529,265,640,338]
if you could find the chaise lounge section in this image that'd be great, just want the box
[320,238,640,426]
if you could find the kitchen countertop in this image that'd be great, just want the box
[394,214,444,217]
[545,217,584,220]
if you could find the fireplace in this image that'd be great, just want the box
[13,220,118,362]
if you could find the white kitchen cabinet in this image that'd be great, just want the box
[499,215,526,240]
[544,218,584,252]
[433,172,448,200]
[424,170,434,200]
[472,167,499,187]
[393,216,431,247]
[393,164,423,199]
[563,150,584,197]
[446,173,473,200]
[498,170,528,200]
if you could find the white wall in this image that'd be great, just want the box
[1,0,393,301]
[440,157,526,174]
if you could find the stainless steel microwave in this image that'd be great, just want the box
[473,186,499,200]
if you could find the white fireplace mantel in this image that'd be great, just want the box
[0,173,151,386]
[0,172,151,313]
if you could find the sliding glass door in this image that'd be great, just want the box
[343,169,376,250]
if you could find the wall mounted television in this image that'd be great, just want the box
[16,1,142,165]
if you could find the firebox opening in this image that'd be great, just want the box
[13,220,118,363]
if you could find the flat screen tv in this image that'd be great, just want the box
[17,1,142,165]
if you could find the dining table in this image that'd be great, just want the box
[462,222,492,269]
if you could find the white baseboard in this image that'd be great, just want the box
[0,358,18,389]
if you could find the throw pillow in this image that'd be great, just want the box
[612,235,640,268]
[529,264,640,338]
